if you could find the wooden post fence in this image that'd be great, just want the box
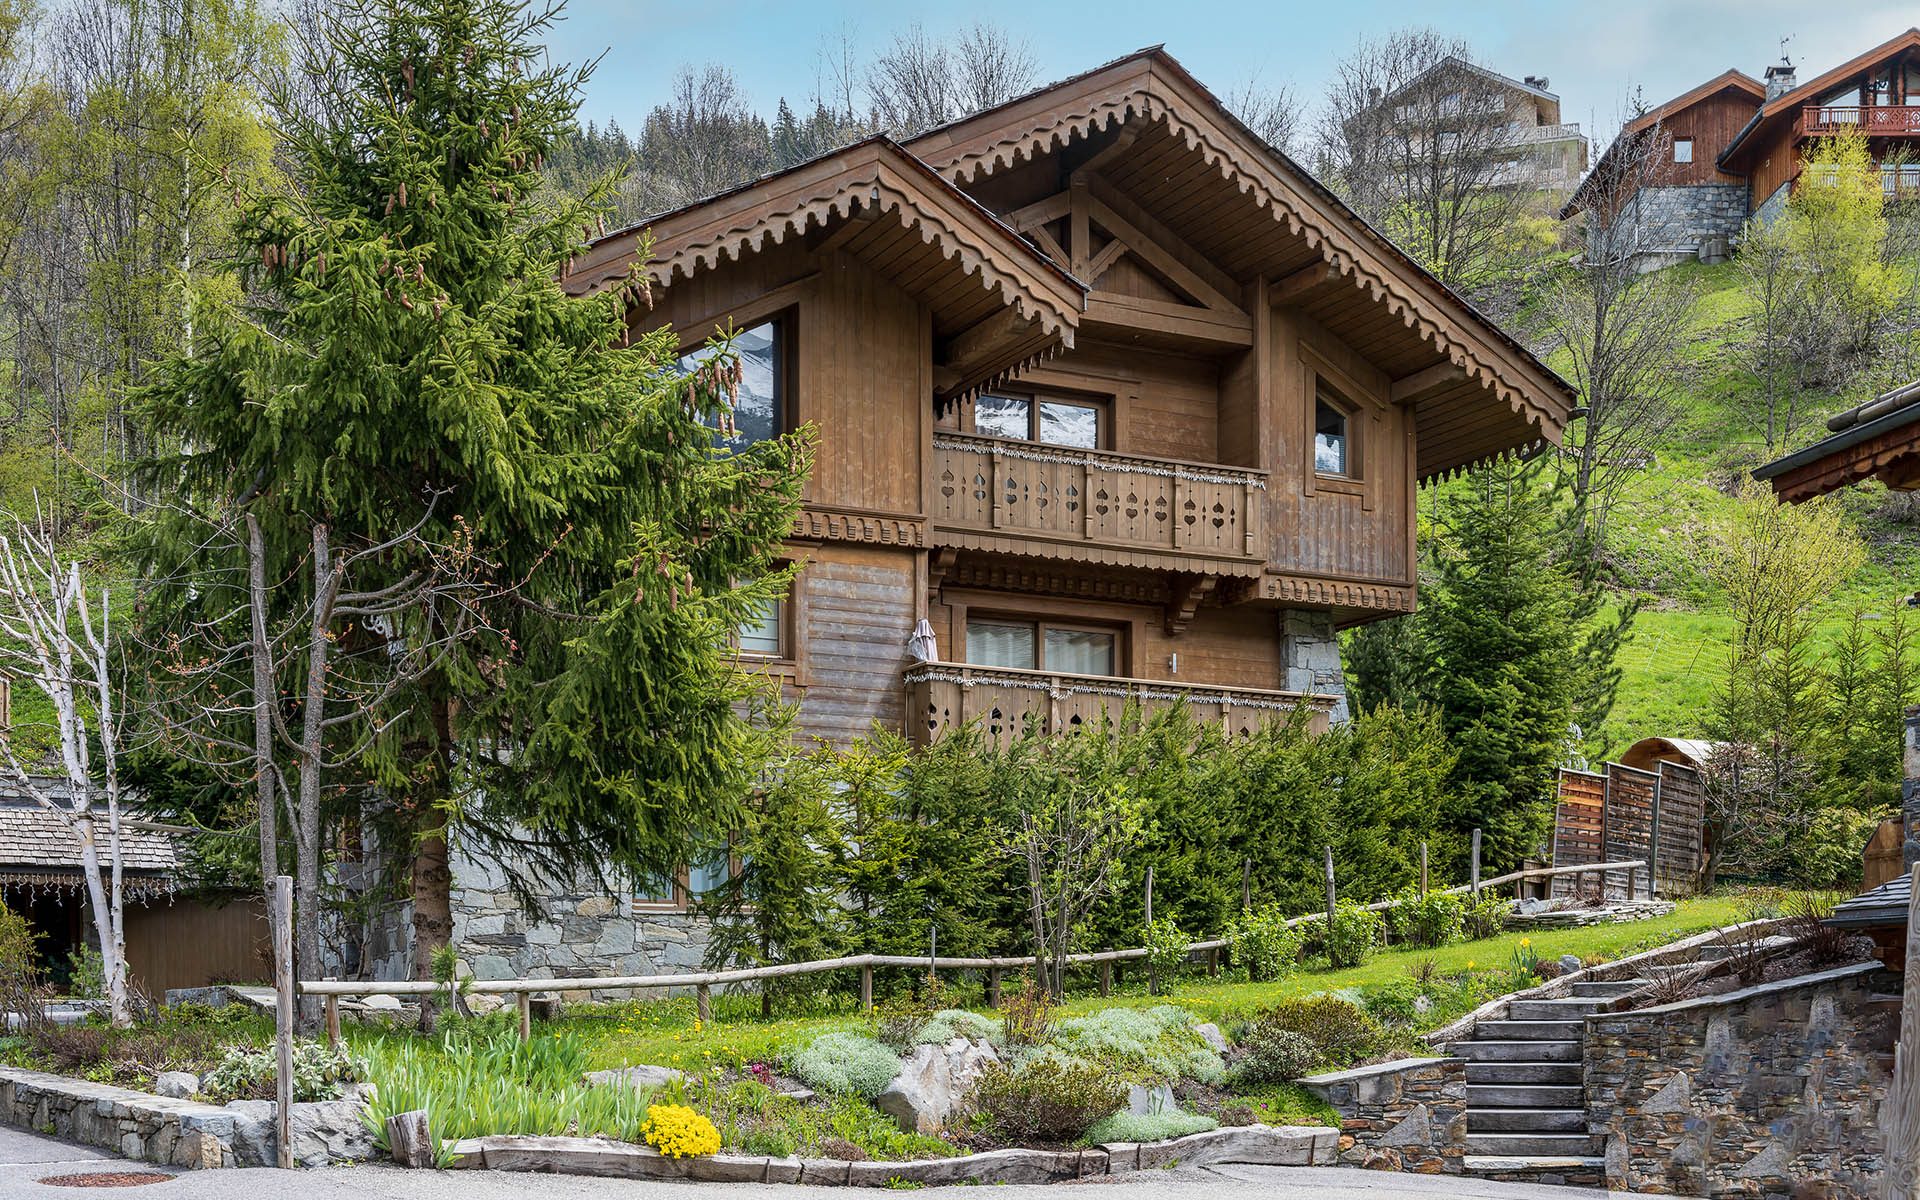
[1241,857,1252,913]
[1323,845,1336,929]
[1419,842,1429,897]
[271,875,294,1170]
[1470,829,1482,899]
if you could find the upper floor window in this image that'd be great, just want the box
[1314,392,1351,477]
[737,597,785,657]
[678,320,783,453]
[972,392,1103,449]
[1672,138,1693,164]
[965,617,1117,677]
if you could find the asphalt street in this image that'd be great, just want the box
[0,1126,1643,1198]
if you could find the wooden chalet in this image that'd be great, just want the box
[1753,378,1920,502]
[563,49,1576,747]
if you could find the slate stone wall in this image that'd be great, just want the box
[1298,1056,1468,1174]
[1584,962,1896,1197]
[1604,184,1750,265]
[1280,608,1349,725]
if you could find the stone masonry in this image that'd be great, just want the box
[1280,608,1350,725]
[1903,704,1920,870]
[1609,184,1750,267]
[1584,962,1896,1198]
[1298,1057,1469,1174]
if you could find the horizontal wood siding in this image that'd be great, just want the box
[791,546,917,745]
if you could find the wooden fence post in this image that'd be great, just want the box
[1647,781,1664,899]
[986,968,1001,1009]
[1241,857,1252,913]
[517,991,531,1043]
[1145,866,1157,997]
[1419,842,1429,897]
[323,985,340,1051]
[271,875,294,1170]
[1470,829,1482,900]
[696,984,712,1025]
[859,965,873,1013]
[1323,846,1336,929]
[1099,959,1112,997]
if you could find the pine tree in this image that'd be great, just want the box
[132,0,810,998]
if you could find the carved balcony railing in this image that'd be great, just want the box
[1801,105,1920,138]
[931,433,1266,567]
[903,661,1339,746]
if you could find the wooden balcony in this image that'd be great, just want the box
[1801,105,1920,138]
[903,661,1338,746]
[931,433,1266,572]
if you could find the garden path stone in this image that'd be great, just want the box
[155,1072,199,1100]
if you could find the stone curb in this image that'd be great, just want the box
[457,1123,1339,1183]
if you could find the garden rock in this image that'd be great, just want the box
[584,1064,685,1090]
[1559,954,1582,974]
[155,1072,199,1100]
[221,1097,375,1167]
[1126,1083,1178,1117]
[875,1037,998,1135]
[1193,1022,1228,1053]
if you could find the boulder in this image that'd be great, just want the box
[875,1037,999,1135]
[222,1095,376,1168]
[1192,1022,1229,1053]
[155,1071,199,1100]
[1126,1083,1177,1117]
[1559,954,1582,974]
[584,1064,685,1090]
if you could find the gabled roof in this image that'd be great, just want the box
[1721,28,1920,166]
[562,136,1089,403]
[1562,71,1763,219]
[0,784,179,891]
[1373,56,1560,110]
[906,47,1578,480]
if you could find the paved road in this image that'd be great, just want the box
[0,1126,1638,1198]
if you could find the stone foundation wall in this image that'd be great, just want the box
[1280,608,1349,725]
[1606,184,1749,264]
[1297,1056,1468,1173]
[1584,962,1896,1198]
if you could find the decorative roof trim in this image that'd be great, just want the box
[909,58,1574,445]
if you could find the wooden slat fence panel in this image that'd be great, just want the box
[1653,761,1705,895]
[1550,769,1606,899]
[1552,760,1706,899]
[1603,763,1659,900]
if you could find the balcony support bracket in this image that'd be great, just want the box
[1165,574,1218,637]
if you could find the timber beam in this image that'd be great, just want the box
[1390,361,1468,405]
[1164,574,1218,636]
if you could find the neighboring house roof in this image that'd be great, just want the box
[1754,378,1920,500]
[1370,55,1560,110]
[905,47,1578,481]
[1561,71,1764,219]
[1617,736,1722,773]
[563,136,1089,406]
[0,786,178,890]
[1720,28,1920,167]
[1828,870,1912,930]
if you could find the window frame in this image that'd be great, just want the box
[730,559,805,683]
[963,614,1125,677]
[675,310,797,452]
[1672,137,1693,164]
[965,389,1109,450]
[1311,378,1362,483]
[631,846,746,914]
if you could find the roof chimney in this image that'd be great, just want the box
[1524,75,1549,91]
[1764,60,1797,101]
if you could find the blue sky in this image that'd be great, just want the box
[549,0,1916,146]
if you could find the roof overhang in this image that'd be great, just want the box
[1754,393,1920,502]
[907,49,1577,481]
[1722,30,1920,168]
[562,137,1089,405]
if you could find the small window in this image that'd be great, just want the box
[678,320,783,452]
[737,597,784,657]
[965,618,1118,676]
[687,853,733,898]
[1672,138,1693,164]
[1314,395,1350,476]
[971,392,1103,449]
[634,871,678,908]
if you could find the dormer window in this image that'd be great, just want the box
[1315,393,1350,477]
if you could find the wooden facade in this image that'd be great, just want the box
[565,51,1574,747]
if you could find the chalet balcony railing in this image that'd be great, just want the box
[1800,105,1920,138]
[903,661,1339,746]
[931,432,1266,563]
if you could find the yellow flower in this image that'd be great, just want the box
[1520,938,1531,947]
[1466,960,1476,969]
[640,1104,720,1159]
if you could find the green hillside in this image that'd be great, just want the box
[1537,261,1920,756]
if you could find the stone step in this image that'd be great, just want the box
[1463,1153,1607,1175]
[1465,1107,1588,1133]
[1466,1132,1604,1157]
[1570,978,1648,998]
[1472,1019,1586,1042]
[1508,997,1608,1021]
[1695,945,1730,961]
[1450,1039,1582,1063]
[1465,1061,1582,1085]
[1466,1084,1585,1109]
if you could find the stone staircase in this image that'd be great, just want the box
[1452,976,1649,1180]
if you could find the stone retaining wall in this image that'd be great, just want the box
[1584,961,1895,1198]
[1297,1057,1468,1174]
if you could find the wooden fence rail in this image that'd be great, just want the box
[299,857,1646,1044]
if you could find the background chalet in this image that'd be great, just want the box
[565,47,1574,750]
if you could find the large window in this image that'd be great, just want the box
[972,392,1103,449]
[966,618,1118,676]
[677,320,783,452]
[1314,391,1351,477]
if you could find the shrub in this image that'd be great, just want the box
[1358,978,1424,1027]
[1084,1107,1218,1144]
[201,1041,359,1103]
[1386,890,1464,949]
[641,1103,721,1158]
[1225,905,1302,982]
[1143,918,1191,989]
[1786,891,1857,966]
[1225,1024,1318,1086]
[1253,996,1380,1066]
[1462,892,1511,939]
[0,901,43,1032]
[1325,902,1381,968]
[1049,1005,1223,1084]
[973,1060,1126,1143]
[1000,976,1055,1049]
[915,1009,997,1045]
[871,986,939,1052]
[787,1033,900,1099]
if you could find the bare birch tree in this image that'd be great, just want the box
[1544,110,1694,552]
[0,509,131,1025]
[1312,29,1532,288]
[868,21,1036,138]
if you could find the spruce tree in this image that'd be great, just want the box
[133,0,809,991]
